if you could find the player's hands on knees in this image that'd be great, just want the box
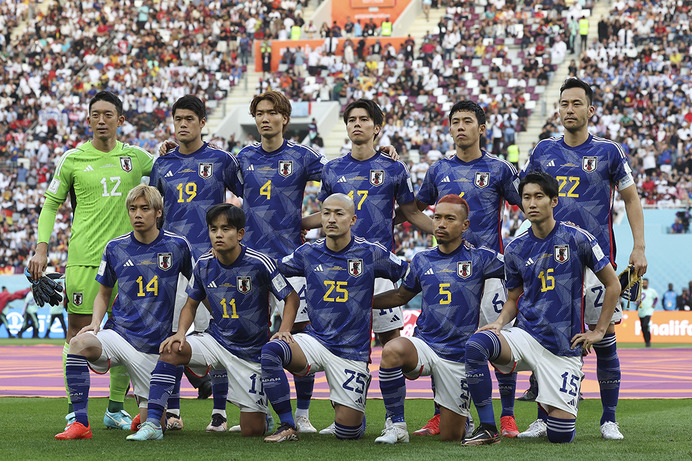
[27,252,47,281]
[477,321,503,335]
[629,248,647,278]
[160,333,186,354]
[78,322,100,336]
[570,330,604,355]
[270,331,294,343]
[379,145,399,162]
[159,140,178,156]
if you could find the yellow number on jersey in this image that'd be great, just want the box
[176,182,198,202]
[346,190,368,210]
[556,176,580,198]
[136,275,159,297]
[439,283,452,304]
[220,298,239,318]
[260,180,271,200]
[538,268,555,292]
[323,281,348,302]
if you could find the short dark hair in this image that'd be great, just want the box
[89,91,123,117]
[559,77,593,105]
[519,171,559,199]
[448,100,486,126]
[172,95,206,121]
[343,99,384,137]
[206,203,246,230]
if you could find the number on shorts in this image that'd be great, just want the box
[558,372,580,397]
[342,368,367,394]
[590,285,604,308]
[249,373,265,396]
[459,378,471,412]
[492,293,504,313]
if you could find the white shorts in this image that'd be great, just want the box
[173,273,211,333]
[583,268,622,325]
[293,333,370,413]
[493,327,583,417]
[271,276,310,324]
[403,337,471,417]
[372,278,404,334]
[478,278,508,327]
[88,329,158,407]
[185,333,267,413]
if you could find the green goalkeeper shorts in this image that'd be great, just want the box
[65,265,118,315]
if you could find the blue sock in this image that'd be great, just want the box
[335,416,366,440]
[537,405,548,422]
[66,354,90,426]
[210,369,228,411]
[496,370,517,417]
[167,366,184,413]
[294,373,314,414]
[260,340,294,426]
[465,331,501,426]
[546,416,576,443]
[594,332,620,424]
[147,361,179,424]
[379,366,406,423]
[431,375,440,416]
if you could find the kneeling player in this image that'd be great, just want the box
[261,193,408,442]
[129,203,299,440]
[372,195,505,444]
[55,185,193,440]
[462,172,620,445]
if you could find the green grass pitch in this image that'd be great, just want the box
[3,397,691,460]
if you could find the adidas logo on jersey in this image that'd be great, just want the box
[525,258,535,266]
[164,170,174,178]
[546,160,555,167]
[337,176,348,183]
[207,281,218,288]
[314,264,324,272]
[123,259,134,267]
[355,396,364,405]
[83,165,94,172]
[390,315,400,322]
[441,176,450,183]
[424,268,435,275]
[247,165,255,171]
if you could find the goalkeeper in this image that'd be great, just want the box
[27,91,154,430]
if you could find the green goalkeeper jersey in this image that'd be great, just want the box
[39,140,154,267]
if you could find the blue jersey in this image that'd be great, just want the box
[186,246,293,363]
[523,135,634,265]
[236,140,325,260]
[149,143,243,260]
[96,230,193,354]
[504,222,609,357]
[417,152,521,252]
[279,236,408,362]
[403,243,504,363]
[318,152,415,252]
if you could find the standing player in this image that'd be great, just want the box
[261,193,409,442]
[372,195,505,444]
[523,78,647,440]
[635,278,657,347]
[28,91,154,430]
[412,100,523,437]
[149,94,243,432]
[54,185,193,440]
[128,204,299,440]
[461,172,620,445]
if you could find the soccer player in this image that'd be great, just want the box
[149,94,243,432]
[128,203,299,441]
[522,77,646,440]
[372,195,505,444]
[261,193,408,442]
[636,278,657,347]
[28,91,154,430]
[461,172,620,446]
[54,185,193,440]
[412,100,523,437]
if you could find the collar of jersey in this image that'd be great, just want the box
[129,229,164,247]
[527,221,561,243]
[259,139,288,156]
[435,240,469,257]
[216,245,246,268]
[559,134,593,151]
[323,236,355,254]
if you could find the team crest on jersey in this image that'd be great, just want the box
[199,163,213,179]
[474,172,490,188]
[237,276,252,294]
[72,292,83,306]
[158,253,173,270]
[348,259,364,277]
[554,245,570,263]
[278,160,293,177]
[457,261,472,279]
[120,156,133,172]
[370,169,385,186]
[582,156,597,172]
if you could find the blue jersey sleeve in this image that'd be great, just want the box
[96,243,117,288]
[305,148,326,182]
[504,247,522,291]
[501,167,522,207]
[278,248,305,278]
[149,160,162,192]
[416,163,438,206]
[394,162,415,206]
[373,244,408,282]
[317,164,333,202]
[578,230,610,274]
[401,255,422,293]
[186,263,207,302]
[479,247,506,279]
[180,239,194,279]
[268,261,294,300]
[224,152,244,197]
